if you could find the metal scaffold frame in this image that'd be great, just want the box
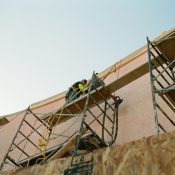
[147,36,175,135]
[0,71,123,173]
[0,108,52,170]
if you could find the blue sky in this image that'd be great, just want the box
[0,0,174,115]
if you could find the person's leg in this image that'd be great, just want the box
[69,90,78,102]
[65,93,68,101]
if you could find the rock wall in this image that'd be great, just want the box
[1,131,175,175]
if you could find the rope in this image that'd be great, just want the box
[101,63,118,81]
[113,59,122,97]
[34,83,89,164]
[34,107,64,164]
[101,59,123,85]
[27,112,55,166]
[38,115,82,164]
[49,107,64,138]
[34,87,84,164]
[17,117,38,163]
[49,115,80,140]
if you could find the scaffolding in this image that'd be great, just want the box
[0,72,122,173]
[147,36,175,135]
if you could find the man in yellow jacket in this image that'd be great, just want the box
[65,79,88,103]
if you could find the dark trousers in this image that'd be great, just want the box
[65,88,78,102]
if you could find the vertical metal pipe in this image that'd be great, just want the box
[147,37,160,135]
[72,71,94,157]
[89,96,113,123]
[102,102,107,141]
[87,109,112,137]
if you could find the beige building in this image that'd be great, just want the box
[0,27,174,174]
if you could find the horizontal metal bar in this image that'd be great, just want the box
[18,131,43,152]
[88,105,112,126]
[150,42,167,63]
[23,120,47,140]
[55,113,83,116]
[87,109,112,137]
[13,143,30,157]
[93,87,114,112]
[13,122,45,150]
[7,156,21,167]
[150,50,174,81]
[158,123,167,133]
[28,108,51,129]
[152,62,171,86]
[155,88,175,94]
[160,95,175,113]
[154,59,175,81]
[157,104,175,127]
[0,109,28,170]
[50,133,69,138]
[89,96,113,123]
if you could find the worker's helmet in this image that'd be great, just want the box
[81,79,87,85]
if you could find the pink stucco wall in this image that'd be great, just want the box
[0,29,175,171]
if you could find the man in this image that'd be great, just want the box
[65,79,88,103]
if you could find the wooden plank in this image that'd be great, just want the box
[106,56,166,93]
[42,87,112,127]
[50,128,88,160]
[0,117,9,126]
[43,56,165,127]
[106,62,149,93]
